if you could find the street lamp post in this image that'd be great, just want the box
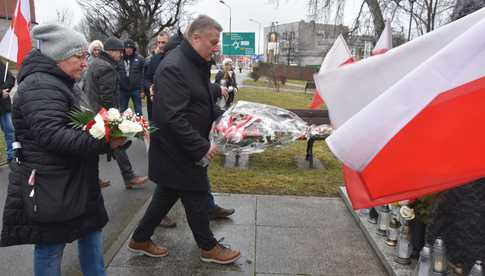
[219,0,232,35]
[408,0,416,41]
[249,18,262,55]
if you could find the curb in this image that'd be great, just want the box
[339,186,416,276]
[103,196,151,267]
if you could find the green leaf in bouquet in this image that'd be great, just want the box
[68,109,95,129]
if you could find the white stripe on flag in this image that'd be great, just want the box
[326,10,485,171]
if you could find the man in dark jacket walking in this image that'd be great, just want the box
[143,32,169,121]
[0,61,16,163]
[0,24,127,276]
[84,37,148,189]
[128,15,241,264]
[120,39,144,116]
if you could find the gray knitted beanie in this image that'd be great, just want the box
[32,24,88,61]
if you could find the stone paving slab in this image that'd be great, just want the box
[108,194,387,276]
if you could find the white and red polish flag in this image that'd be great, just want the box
[309,34,353,109]
[371,19,392,56]
[0,0,32,67]
[315,7,485,209]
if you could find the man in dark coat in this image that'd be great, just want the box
[119,39,144,116]
[128,15,241,264]
[0,24,126,275]
[0,61,16,163]
[143,32,169,121]
[84,37,148,189]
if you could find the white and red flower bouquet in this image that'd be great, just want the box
[211,101,305,154]
[210,101,334,155]
[69,107,156,148]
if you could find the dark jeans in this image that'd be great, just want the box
[120,90,143,116]
[132,185,217,251]
[112,148,135,181]
[0,112,14,161]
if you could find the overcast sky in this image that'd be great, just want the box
[35,0,360,54]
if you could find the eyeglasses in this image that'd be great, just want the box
[73,52,89,61]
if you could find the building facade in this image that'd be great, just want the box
[263,20,374,67]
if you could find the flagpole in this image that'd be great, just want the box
[3,61,9,82]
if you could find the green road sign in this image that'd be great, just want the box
[222,32,255,56]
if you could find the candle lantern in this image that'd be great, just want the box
[385,217,401,247]
[395,221,412,265]
[415,243,431,276]
[468,260,483,276]
[431,237,447,275]
[368,207,378,224]
[376,205,391,236]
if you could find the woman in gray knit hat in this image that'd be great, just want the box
[0,24,126,276]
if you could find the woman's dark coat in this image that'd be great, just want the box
[1,50,110,246]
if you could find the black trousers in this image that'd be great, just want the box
[146,95,153,121]
[225,91,235,109]
[132,184,217,251]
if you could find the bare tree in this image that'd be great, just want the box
[305,0,457,40]
[450,0,485,20]
[77,0,195,56]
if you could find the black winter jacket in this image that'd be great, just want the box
[144,52,163,91]
[84,51,120,112]
[214,70,237,90]
[149,40,221,192]
[0,61,16,115]
[119,52,144,92]
[0,50,110,246]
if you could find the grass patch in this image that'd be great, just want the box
[209,86,340,197]
[209,140,342,197]
[285,79,307,86]
[243,78,306,88]
[235,87,314,110]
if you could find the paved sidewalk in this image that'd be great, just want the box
[107,194,387,275]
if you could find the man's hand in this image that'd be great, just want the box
[206,144,218,161]
[110,137,127,149]
[2,90,9,99]
[220,86,229,98]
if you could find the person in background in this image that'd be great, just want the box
[127,15,241,264]
[0,60,16,164]
[119,39,144,116]
[214,58,238,109]
[144,32,169,121]
[87,40,103,65]
[84,36,148,189]
[0,23,126,276]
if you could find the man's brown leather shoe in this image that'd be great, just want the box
[99,179,111,188]
[125,175,148,189]
[127,239,168,257]
[200,243,241,264]
[159,216,177,228]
